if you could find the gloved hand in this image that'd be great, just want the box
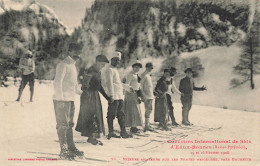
[201,85,207,91]
[137,97,142,104]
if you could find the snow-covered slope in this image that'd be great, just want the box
[0,0,68,33]
[114,44,260,112]
[27,2,68,31]
[1,0,33,11]
[177,44,260,112]
[0,0,69,79]
[0,82,259,166]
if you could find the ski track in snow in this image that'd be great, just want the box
[0,81,260,166]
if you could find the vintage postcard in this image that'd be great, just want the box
[0,0,259,166]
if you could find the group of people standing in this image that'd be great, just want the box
[52,43,206,160]
[153,67,207,131]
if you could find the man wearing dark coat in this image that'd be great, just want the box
[179,68,207,126]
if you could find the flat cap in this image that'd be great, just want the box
[132,60,142,68]
[145,62,153,69]
[96,54,109,63]
[184,68,194,73]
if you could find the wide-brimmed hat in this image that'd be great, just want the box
[145,62,153,69]
[170,67,177,76]
[96,54,109,63]
[132,60,142,68]
[184,68,194,73]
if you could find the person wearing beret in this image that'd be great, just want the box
[101,52,133,139]
[75,55,110,146]
[154,69,172,131]
[52,43,83,160]
[124,60,143,133]
[179,68,207,126]
[16,50,35,102]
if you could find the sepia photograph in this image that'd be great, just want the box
[0,0,259,165]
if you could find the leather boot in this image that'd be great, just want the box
[16,90,23,101]
[107,117,114,133]
[182,110,190,126]
[169,109,179,126]
[144,118,154,132]
[186,111,193,125]
[30,88,34,102]
[57,127,67,150]
[182,110,186,123]
[161,121,170,131]
[117,115,126,133]
[107,132,120,139]
[57,127,74,160]
[66,128,76,151]
[169,109,175,122]
[107,118,120,139]
[145,118,149,127]
[118,116,132,138]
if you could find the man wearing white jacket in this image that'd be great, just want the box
[16,50,35,102]
[140,62,154,132]
[102,52,132,139]
[53,43,83,160]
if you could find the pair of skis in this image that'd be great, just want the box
[27,151,109,163]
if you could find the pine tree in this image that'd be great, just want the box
[231,9,260,89]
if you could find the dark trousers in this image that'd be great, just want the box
[107,100,126,133]
[181,95,192,122]
[53,100,76,150]
[166,94,176,123]
[17,73,34,100]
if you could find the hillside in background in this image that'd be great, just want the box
[177,44,260,112]
[72,0,250,67]
[76,0,260,112]
[0,0,253,78]
[0,0,69,79]
[0,0,259,111]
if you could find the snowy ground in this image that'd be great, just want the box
[0,82,259,166]
[178,44,260,112]
[116,45,260,112]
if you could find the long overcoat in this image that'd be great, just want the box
[75,65,109,137]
